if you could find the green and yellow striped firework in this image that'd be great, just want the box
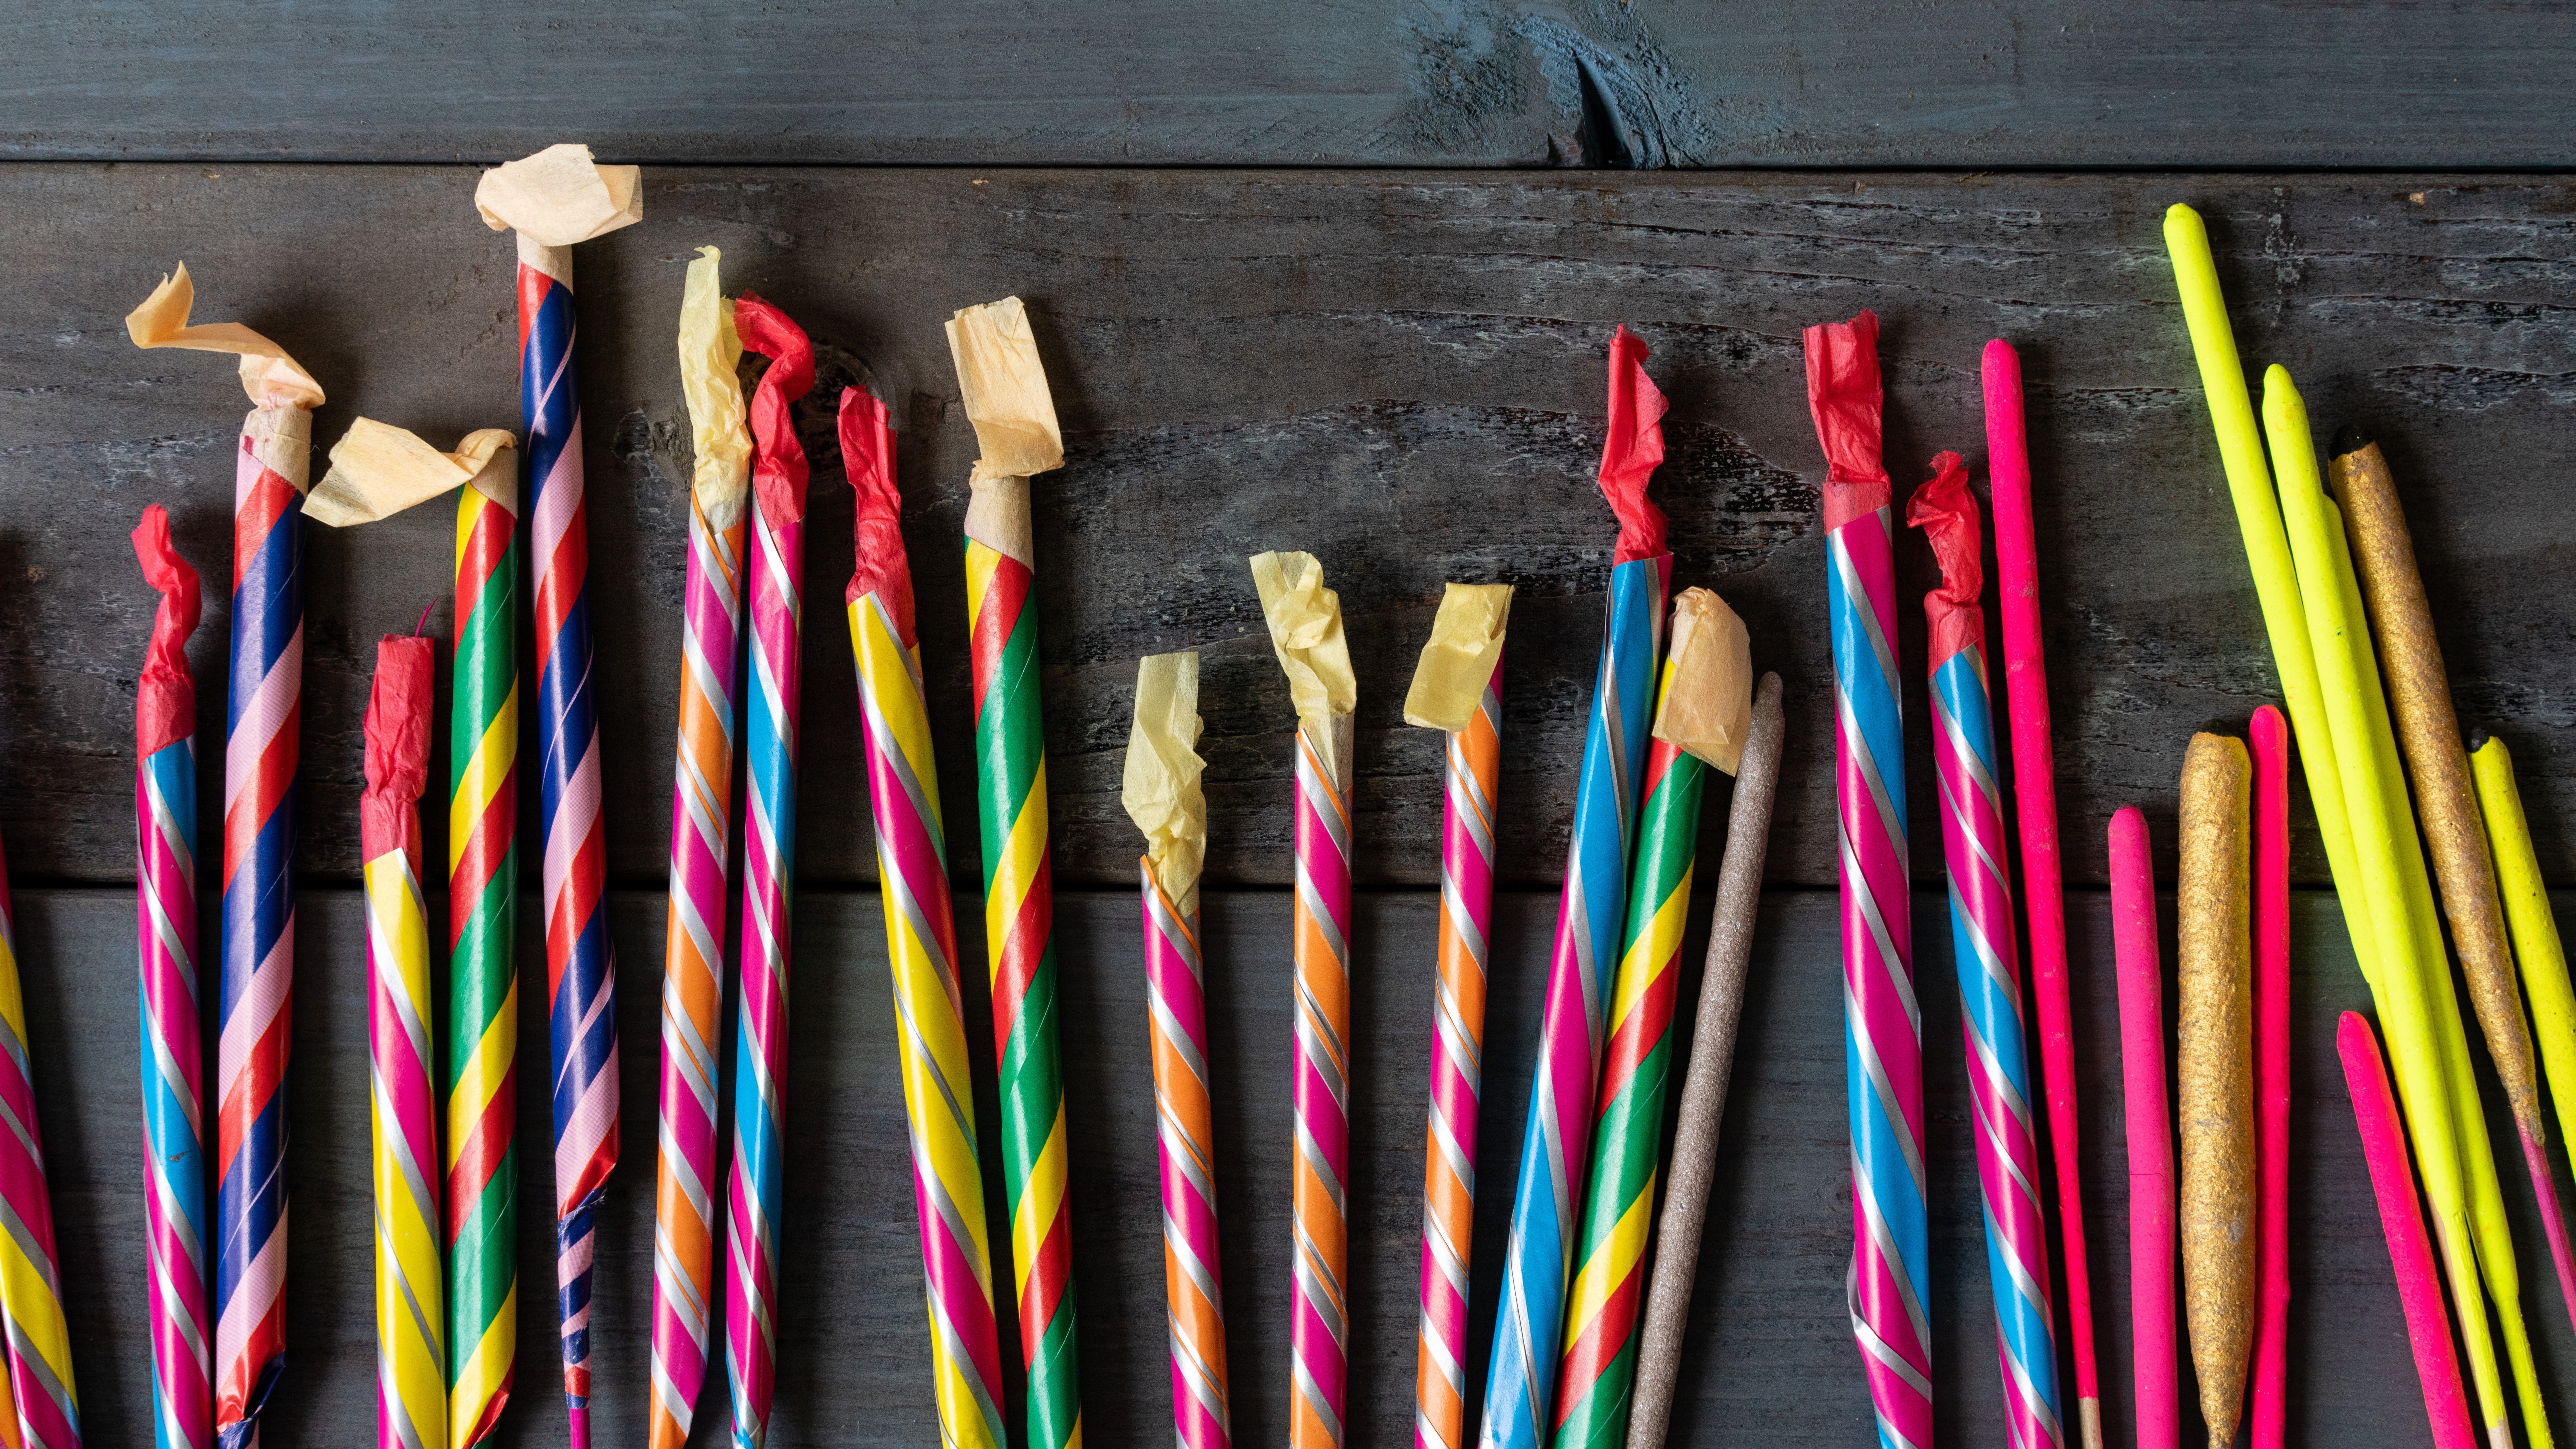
[1549,601,1713,1449]
[447,458,521,1447]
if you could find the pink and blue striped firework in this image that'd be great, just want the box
[1805,310,1930,1449]
[725,296,815,1449]
[133,505,211,1449]
[517,247,621,1447]
[1910,456,2064,1449]
[1480,327,1669,1449]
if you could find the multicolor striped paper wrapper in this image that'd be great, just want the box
[126,263,324,1449]
[1550,588,1741,1449]
[1910,457,2064,1449]
[948,297,1083,1449]
[134,506,210,1449]
[1124,651,1231,1449]
[1401,583,1511,1449]
[648,244,752,1449]
[841,386,1008,1449]
[475,144,641,1446]
[724,295,816,1449]
[0,830,69,1449]
[1482,326,1671,1449]
[362,636,444,1449]
[1805,309,1930,1449]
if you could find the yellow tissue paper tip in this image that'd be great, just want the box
[1652,587,1755,774]
[1249,549,1358,727]
[475,143,644,247]
[124,261,326,413]
[1403,582,1513,731]
[307,421,519,527]
[1124,651,1208,914]
[678,245,751,526]
[946,296,1064,480]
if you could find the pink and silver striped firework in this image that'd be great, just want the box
[1805,310,1930,1449]
[723,296,816,1449]
[133,506,211,1449]
[1910,457,2064,1449]
[1480,327,1669,1449]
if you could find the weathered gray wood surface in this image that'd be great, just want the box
[25,883,2566,1445]
[4,3,2574,168]
[7,166,2574,890]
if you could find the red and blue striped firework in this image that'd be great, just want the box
[125,263,324,1449]
[1805,310,1930,1449]
[476,145,642,1448]
[133,505,210,1449]
[1481,327,1671,1449]
[1910,458,2064,1449]
[842,388,1008,1449]
[649,246,751,1449]
[724,296,815,1449]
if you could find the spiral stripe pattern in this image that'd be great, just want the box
[1289,728,1355,1449]
[367,792,446,1449]
[1142,863,1232,1449]
[1480,554,1667,1449]
[140,734,211,1449]
[850,590,1008,1449]
[1415,662,1500,1449]
[965,539,1081,1449]
[0,845,72,1449]
[1932,646,2064,1449]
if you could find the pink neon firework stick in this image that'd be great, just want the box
[2336,1013,2477,1449]
[2249,706,2291,1449]
[2109,807,2176,1449]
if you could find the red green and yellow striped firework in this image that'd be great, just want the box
[948,298,1082,1449]
[362,636,444,1449]
[841,387,1007,1449]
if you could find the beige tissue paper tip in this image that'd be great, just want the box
[1403,582,1513,731]
[1651,587,1754,775]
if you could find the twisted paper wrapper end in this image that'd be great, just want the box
[475,143,643,280]
[305,420,519,527]
[680,245,752,528]
[948,297,1064,566]
[1651,586,1754,775]
[125,261,326,412]
[1601,325,1670,565]
[736,294,817,530]
[1805,310,1890,530]
[840,387,914,643]
[1906,451,1983,669]
[361,635,435,856]
[1125,651,1208,919]
[1248,550,1358,787]
[131,503,203,758]
[1402,581,1512,731]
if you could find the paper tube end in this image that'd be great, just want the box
[1249,551,1358,731]
[1402,582,1512,731]
[1651,587,1753,774]
[1124,651,1208,910]
[476,143,645,245]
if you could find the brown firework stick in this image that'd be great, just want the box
[2178,731,2256,1447]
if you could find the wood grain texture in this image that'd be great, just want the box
[3,2,2573,168]
[24,883,2566,1445]
[6,165,2575,890]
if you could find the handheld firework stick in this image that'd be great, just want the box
[1481,326,1671,1449]
[474,144,641,1446]
[1910,461,2065,1449]
[1248,549,1359,1449]
[306,422,523,1449]
[1802,310,1929,1449]
[2330,428,2576,1323]
[647,244,752,1449]
[134,506,210,1449]
[0,830,67,1448]
[947,297,1084,1449]
[721,296,817,1449]
[126,263,324,1449]
[1402,581,1511,1449]
[1124,651,1233,1449]
[1552,588,1749,1449]
[2109,807,2175,1449]
[2160,208,2515,1447]
[362,636,443,1449]
[1980,339,2099,1449]
[2177,732,2253,1447]
[2471,734,2576,1221]
[842,387,1008,1449]
[2339,1013,2480,1449]
[2249,706,2291,1449]
[1625,668,1781,1449]
[2263,370,2544,1449]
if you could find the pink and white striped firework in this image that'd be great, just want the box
[724,295,816,1449]
[1910,457,2064,1449]
[1804,310,1930,1449]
